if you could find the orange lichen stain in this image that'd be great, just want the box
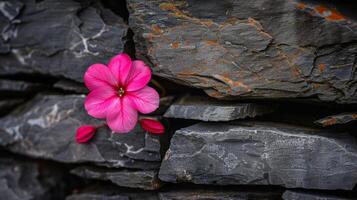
[352,114,357,119]
[326,9,345,21]
[315,5,328,15]
[312,83,322,88]
[291,67,301,77]
[225,17,238,25]
[170,41,180,48]
[151,24,163,34]
[322,118,337,126]
[296,2,306,10]
[159,3,178,11]
[205,40,219,46]
[318,63,326,72]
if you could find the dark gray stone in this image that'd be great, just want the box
[129,0,357,103]
[0,157,64,200]
[71,166,161,190]
[0,79,45,93]
[159,189,281,200]
[0,0,128,82]
[54,80,88,94]
[164,95,274,121]
[66,194,130,200]
[315,112,357,127]
[282,190,353,200]
[0,98,23,115]
[0,94,164,169]
[159,122,357,190]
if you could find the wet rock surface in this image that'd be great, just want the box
[0,0,128,82]
[129,0,357,103]
[164,95,274,121]
[159,122,357,190]
[71,166,161,190]
[0,94,164,169]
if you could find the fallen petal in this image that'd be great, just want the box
[76,125,96,143]
[140,118,165,134]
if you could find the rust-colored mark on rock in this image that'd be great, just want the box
[352,114,357,119]
[159,3,178,11]
[151,24,163,34]
[326,9,345,21]
[171,41,180,48]
[205,40,219,46]
[314,5,345,21]
[296,3,306,10]
[318,64,326,72]
[322,118,338,126]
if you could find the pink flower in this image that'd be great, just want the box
[76,125,96,143]
[139,118,165,134]
[84,53,159,133]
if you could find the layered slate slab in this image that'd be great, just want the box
[128,0,357,103]
[0,0,128,82]
[164,95,274,121]
[159,122,357,190]
[282,190,353,200]
[315,112,357,127]
[71,166,161,190]
[0,94,163,169]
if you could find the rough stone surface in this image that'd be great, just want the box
[158,189,281,200]
[0,0,128,82]
[315,112,357,127]
[54,80,88,94]
[159,122,357,190]
[71,166,161,190]
[0,99,23,115]
[0,94,164,169]
[129,0,357,103]
[164,95,274,121]
[0,79,45,93]
[0,156,64,200]
[282,190,353,200]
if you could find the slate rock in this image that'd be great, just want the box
[54,80,88,94]
[159,122,357,190]
[0,156,64,200]
[0,94,164,169]
[0,98,23,115]
[315,112,357,127]
[66,185,158,200]
[0,0,128,82]
[282,190,354,200]
[159,189,281,200]
[71,166,161,190]
[0,79,45,93]
[129,0,357,103]
[164,95,274,121]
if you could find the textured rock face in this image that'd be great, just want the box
[0,0,128,82]
[315,112,357,127]
[0,157,64,200]
[158,189,281,200]
[282,190,353,200]
[159,122,357,190]
[129,0,357,103]
[71,166,161,190]
[0,94,163,169]
[164,95,274,121]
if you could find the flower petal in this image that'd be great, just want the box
[108,53,132,85]
[106,97,138,133]
[84,64,117,91]
[84,87,117,119]
[139,118,165,134]
[76,125,96,143]
[126,86,159,114]
[126,60,151,92]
